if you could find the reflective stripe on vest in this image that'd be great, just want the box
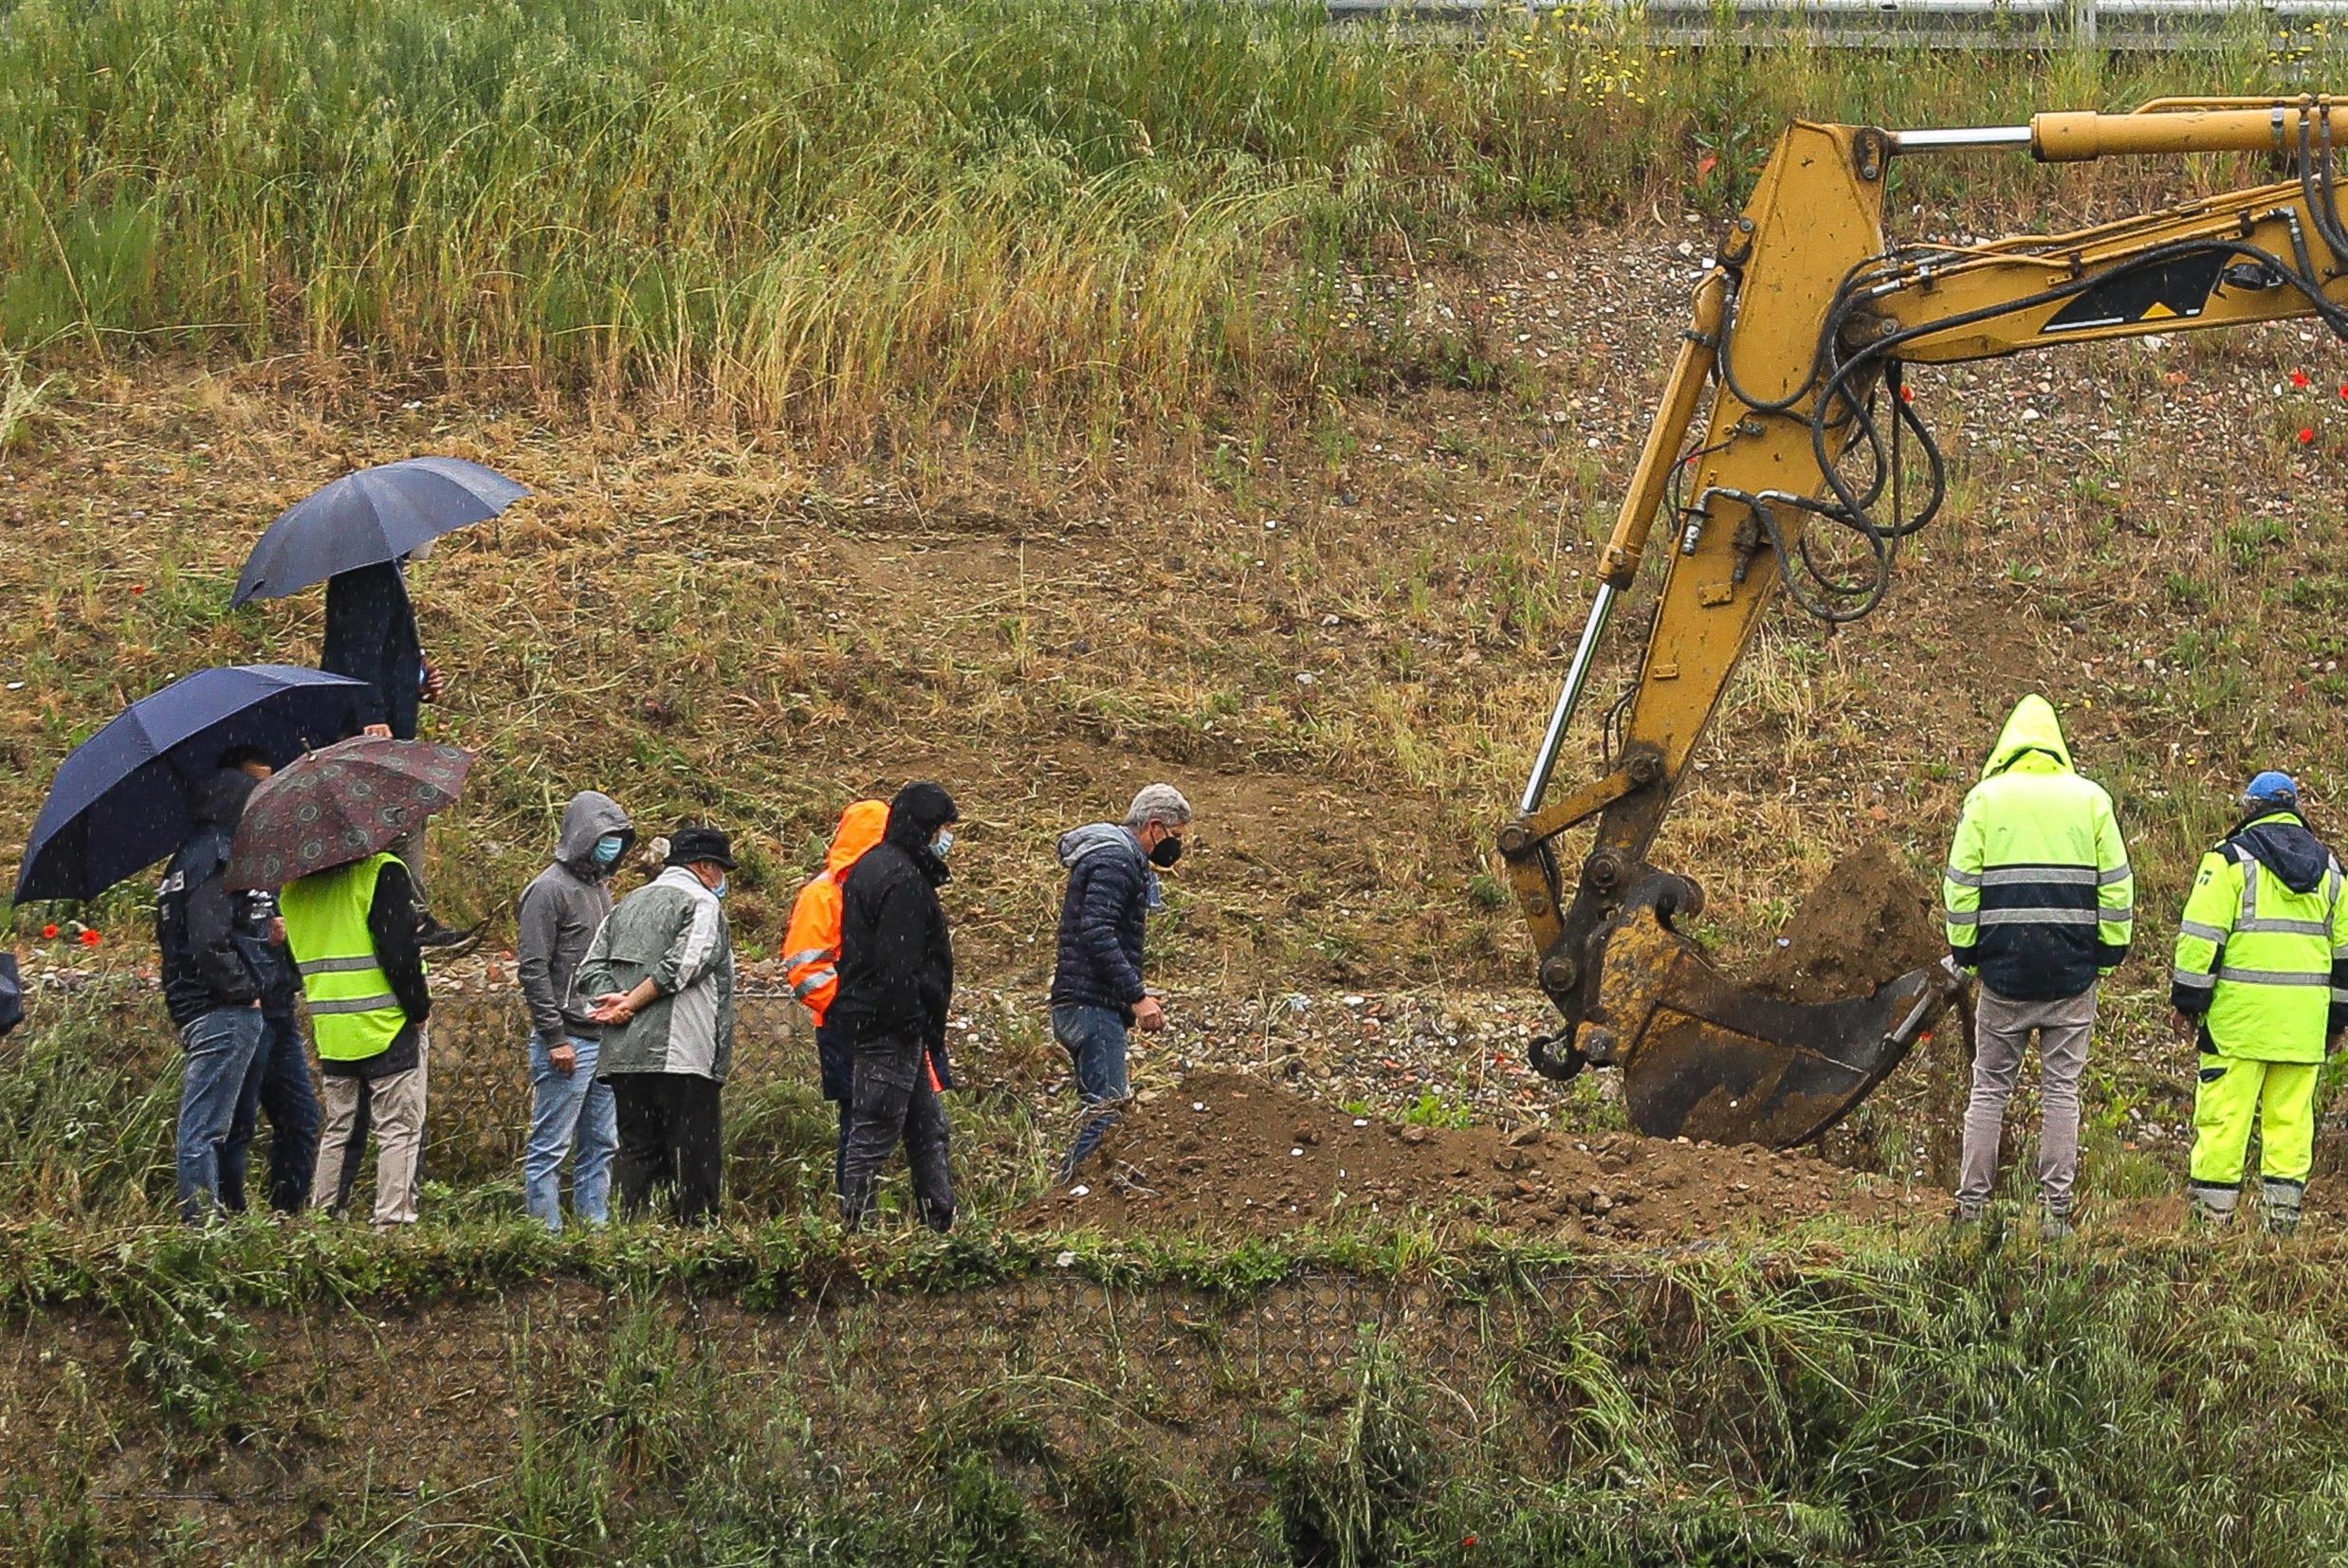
[279,853,410,1063]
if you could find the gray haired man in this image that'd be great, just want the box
[1051,783,1193,1177]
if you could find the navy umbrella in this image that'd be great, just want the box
[13,665,368,903]
[230,457,528,607]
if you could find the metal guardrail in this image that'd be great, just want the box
[1327,0,2348,50]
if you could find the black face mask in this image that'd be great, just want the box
[1148,835,1184,868]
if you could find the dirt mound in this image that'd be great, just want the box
[1747,841,1946,1006]
[1020,1071,1885,1242]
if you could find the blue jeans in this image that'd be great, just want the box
[176,1007,266,1224]
[224,1011,322,1214]
[1055,1004,1130,1177]
[525,1035,616,1229]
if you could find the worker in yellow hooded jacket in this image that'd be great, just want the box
[1943,694,2134,1234]
[781,799,890,1195]
[2172,771,2348,1234]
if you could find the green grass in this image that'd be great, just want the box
[0,0,2328,441]
[8,1216,2348,1562]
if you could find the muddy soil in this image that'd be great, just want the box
[1746,841,1948,1005]
[1020,1070,1887,1241]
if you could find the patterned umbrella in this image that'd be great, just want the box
[224,736,472,890]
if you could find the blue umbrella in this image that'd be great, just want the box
[13,665,369,903]
[229,457,529,607]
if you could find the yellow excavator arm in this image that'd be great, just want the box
[1501,98,2348,1147]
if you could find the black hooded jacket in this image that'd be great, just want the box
[321,560,423,738]
[829,784,958,1078]
[2229,809,2334,895]
[157,771,298,1028]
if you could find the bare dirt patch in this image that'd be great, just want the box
[1021,1070,1885,1241]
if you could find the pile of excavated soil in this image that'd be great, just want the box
[1021,1071,1889,1241]
[1747,841,1947,1006]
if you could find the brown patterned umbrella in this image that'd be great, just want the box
[224,736,473,890]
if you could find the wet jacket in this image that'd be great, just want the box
[157,771,298,1029]
[577,866,736,1083]
[516,792,634,1049]
[321,560,424,738]
[831,811,956,1085]
[783,800,890,1031]
[1942,696,2134,1002]
[1049,823,1159,1024]
[2172,809,2348,1062]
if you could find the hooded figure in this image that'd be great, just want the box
[517,793,636,1057]
[783,799,891,1199]
[1943,695,2134,1232]
[833,782,960,1231]
[515,791,634,1230]
[784,799,892,1059]
[2172,773,2348,1232]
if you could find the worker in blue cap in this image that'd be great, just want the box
[2171,771,2348,1233]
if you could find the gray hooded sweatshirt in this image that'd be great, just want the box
[516,792,633,1049]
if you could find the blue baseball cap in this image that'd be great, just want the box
[2244,770,2301,807]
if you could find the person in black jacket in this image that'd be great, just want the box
[157,768,314,1222]
[320,550,472,949]
[831,781,960,1231]
[1051,784,1192,1178]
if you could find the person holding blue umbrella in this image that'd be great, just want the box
[157,753,317,1223]
[233,457,528,953]
[14,664,365,1225]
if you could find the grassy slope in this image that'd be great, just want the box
[5,11,2348,1559]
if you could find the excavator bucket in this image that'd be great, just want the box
[1577,887,1963,1147]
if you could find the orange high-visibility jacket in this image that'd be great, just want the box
[781,799,890,1028]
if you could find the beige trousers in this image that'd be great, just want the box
[312,1032,429,1226]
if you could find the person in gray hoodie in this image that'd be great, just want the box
[515,791,633,1230]
[579,825,737,1226]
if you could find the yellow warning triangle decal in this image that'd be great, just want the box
[2140,302,2178,319]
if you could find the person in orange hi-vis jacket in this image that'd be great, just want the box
[782,800,890,1196]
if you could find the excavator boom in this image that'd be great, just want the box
[1502,99,2348,1147]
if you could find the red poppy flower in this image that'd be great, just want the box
[1463,1536,1479,1548]
[2301,428,2318,445]
[2291,370,2312,388]
[131,584,146,596]
[78,929,101,948]
[1899,385,1915,405]
[2339,384,2348,399]
[40,924,59,939]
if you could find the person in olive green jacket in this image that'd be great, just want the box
[1943,695,2134,1234]
[578,826,737,1225]
[2172,771,2348,1234]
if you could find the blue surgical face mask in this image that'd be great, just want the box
[711,875,729,900]
[931,829,955,858]
[592,834,625,866]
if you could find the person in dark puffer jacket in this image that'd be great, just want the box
[833,781,961,1231]
[1052,783,1193,1179]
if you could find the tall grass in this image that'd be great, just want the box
[0,0,2325,438]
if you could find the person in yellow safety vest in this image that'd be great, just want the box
[2171,771,2348,1235]
[780,798,890,1196]
[1943,694,2134,1236]
[278,850,431,1226]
